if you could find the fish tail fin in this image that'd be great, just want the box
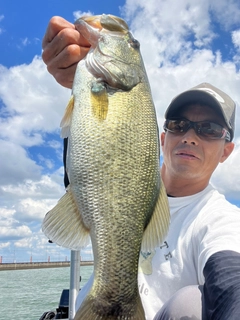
[141,176,170,252]
[60,95,74,138]
[133,295,146,320]
[75,293,145,319]
[42,187,90,250]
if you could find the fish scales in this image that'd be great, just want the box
[42,14,170,319]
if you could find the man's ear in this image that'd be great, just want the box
[220,142,235,163]
[160,132,166,149]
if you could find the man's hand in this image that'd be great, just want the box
[42,16,90,89]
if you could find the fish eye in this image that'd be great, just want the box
[127,34,140,49]
[130,38,140,49]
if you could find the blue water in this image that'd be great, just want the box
[0,265,93,320]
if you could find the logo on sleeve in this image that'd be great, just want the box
[139,250,155,275]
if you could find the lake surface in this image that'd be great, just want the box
[0,265,93,320]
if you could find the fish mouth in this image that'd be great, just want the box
[74,14,129,47]
[82,14,129,32]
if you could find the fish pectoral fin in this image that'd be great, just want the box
[42,187,90,250]
[141,177,170,252]
[91,81,108,120]
[60,95,74,138]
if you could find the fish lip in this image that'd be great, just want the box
[74,18,101,47]
[175,149,200,159]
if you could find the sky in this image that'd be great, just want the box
[0,0,240,263]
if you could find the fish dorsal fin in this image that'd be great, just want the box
[42,187,90,250]
[141,177,170,253]
[60,95,74,138]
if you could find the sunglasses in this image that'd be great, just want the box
[163,118,231,141]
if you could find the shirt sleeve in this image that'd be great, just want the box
[193,194,240,284]
[203,250,240,319]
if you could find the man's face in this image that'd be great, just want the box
[161,104,234,183]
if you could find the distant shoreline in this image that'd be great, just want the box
[0,260,94,271]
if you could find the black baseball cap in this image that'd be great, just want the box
[165,83,236,141]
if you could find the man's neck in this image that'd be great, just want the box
[161,165,209,197]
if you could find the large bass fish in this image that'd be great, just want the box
[42,14,170,320]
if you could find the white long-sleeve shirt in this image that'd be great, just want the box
[76,184,240,319]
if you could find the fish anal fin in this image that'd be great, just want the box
[91,81,108,120]
[60,95,75,138]
[141,177,170,253]
[42,187,90,250]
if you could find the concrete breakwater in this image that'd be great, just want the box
[0,260,94,271]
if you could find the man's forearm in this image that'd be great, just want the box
[203,250,240,319]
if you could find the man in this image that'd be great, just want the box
[42,16,240,319]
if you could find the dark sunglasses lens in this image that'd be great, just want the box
[166,119,189,133]
[165,119,229,140]
[197,122,223,138]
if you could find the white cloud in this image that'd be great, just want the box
[123,0,216,60]
[0,207,33,243]
[21,37,30,46]
[0,56,68,250]
[0,207,15,219]
[0,14,5,35]
[232,29,240,49]
[15,197,59,222]
[0,225,32,240]
[1,173,64,203]
[210,0,240,30]
[47,139,62,149]
[14,238,33,248]
[0,242,10,249]
[0,139,42,185]
[211,139,240,200]
[81,244,93,260]
[0,57,70,145]
[73,10,94,21]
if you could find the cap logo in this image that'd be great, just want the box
[197,88,225,104]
